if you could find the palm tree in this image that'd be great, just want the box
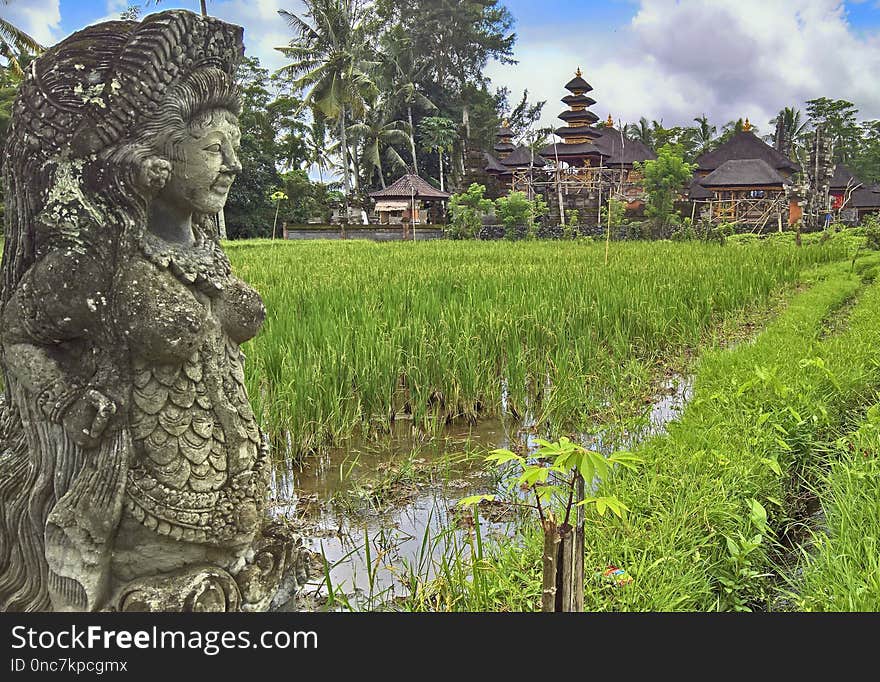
[302,115,339,183]
[625,117,654,149]
[769,106,808,157]
[0,1,44,79]
[348,99,409,189]
[380,26,436,175]
[419,116,457,192]
[691,114,717,155]
[275,0,378,222]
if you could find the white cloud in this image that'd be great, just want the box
[210,0,304,74]
[486,0,880,137]
[1,0,62,47]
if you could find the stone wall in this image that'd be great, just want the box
[285,227,446,241]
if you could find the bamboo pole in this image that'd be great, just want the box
[541,517,559,612]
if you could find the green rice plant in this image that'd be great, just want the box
[225,239,845,462]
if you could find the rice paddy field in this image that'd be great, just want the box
[226,238,845,459]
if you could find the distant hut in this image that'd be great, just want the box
[690,120,798,229]
[850,184,880,222]
[369,174,451,226]
[828,164,880,223]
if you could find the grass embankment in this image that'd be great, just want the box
[795,412,880,611]
[227,239,843,460]
[405,254,880,611]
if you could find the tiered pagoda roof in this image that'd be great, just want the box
[493,119,516,159]
[554,67,602,146]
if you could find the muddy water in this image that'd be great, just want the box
[271,375,693,610]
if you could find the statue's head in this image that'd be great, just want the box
[2,10,244,299]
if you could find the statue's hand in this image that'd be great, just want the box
[62,388,117,449]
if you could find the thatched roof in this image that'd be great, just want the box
[539,141,607,159]
[369,174,451,200]
[555,125,603,140]
[494,141,516,154]
[484,152,509,174]
[851,185,880,209]
[558,109,600,124]
[830,164,863,191]
[561,94,596,107]
[501,145,547,168]
[564,74,592,93]
[591,127,657,166]
[695,131,798,173]
[688,176,713,200]
[699,159,786,187]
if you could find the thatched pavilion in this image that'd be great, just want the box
[369,174,451,226]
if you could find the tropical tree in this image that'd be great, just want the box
[380,25,436,174]
[805,97,861,164]
[276,0,378,222]
[0,1,44,78]
[349,99,410,188]
[635,143,695,237]
[766,106,807,160]
[625,117,654,149]
[419,115,458,192]
[691,114,717,156]
[301,115,339,183]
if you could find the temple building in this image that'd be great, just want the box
[688,124,880,228]
[369,173,450,227]
[469,68,656,226]
[829,164,880,222]
[688,121,800,229]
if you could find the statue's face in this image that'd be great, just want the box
[159,109,242,215]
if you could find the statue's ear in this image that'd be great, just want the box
[136,155,173,195]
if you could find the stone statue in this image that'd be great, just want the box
[0,10,303,612]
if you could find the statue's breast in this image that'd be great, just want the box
[213,276,266,345]
[118,259,209,363]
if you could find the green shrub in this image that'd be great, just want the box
[447,183,494,239]
[494,191,548,240]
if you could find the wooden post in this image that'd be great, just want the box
[556,523,575,611]
[574,475,585,612]
[541,517,559,612]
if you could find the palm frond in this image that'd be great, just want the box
[0,17,43,54]
[278,10,319,43]
[384,145,408,172]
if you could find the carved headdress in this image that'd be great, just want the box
[0,10,244,612]
[2,10,243,308]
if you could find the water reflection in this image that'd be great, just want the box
[270,375,693,610]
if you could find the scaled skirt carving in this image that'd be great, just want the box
[0,10,304,611]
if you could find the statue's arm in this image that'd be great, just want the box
[1,250,116,447]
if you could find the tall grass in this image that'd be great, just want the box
[411,254,880,611]
[227,239,843,460]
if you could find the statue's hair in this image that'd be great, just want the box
[0,10,243,611]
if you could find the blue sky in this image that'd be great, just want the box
[7,0,880,133]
